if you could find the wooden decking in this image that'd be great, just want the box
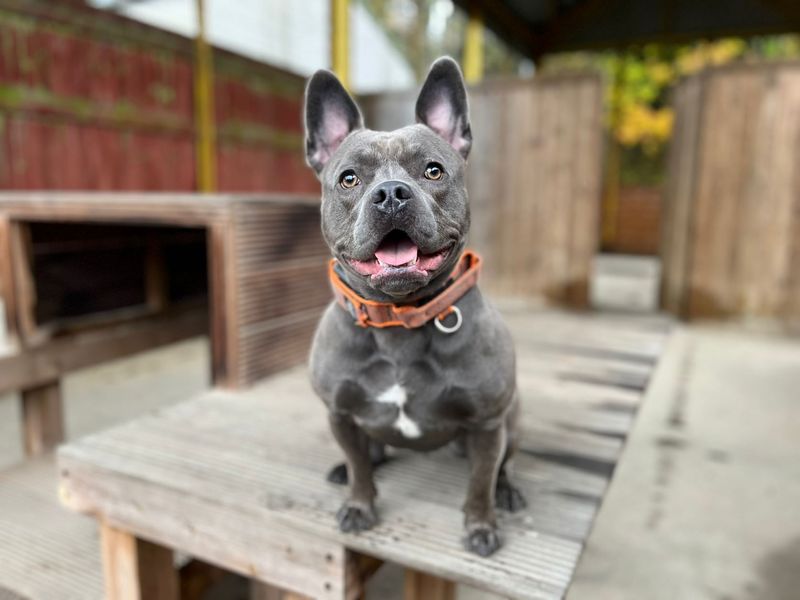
[0,458,103,600]
[55,308,670,600]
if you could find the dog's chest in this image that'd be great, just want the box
[325,334,486,443]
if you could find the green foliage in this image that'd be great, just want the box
[543,35,800,184]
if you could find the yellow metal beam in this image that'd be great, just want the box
[194,0,217,192]
[463,6,484,85]
[331,0,350,89]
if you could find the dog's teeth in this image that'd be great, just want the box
[377,258,387,267]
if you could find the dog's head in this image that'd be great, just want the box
[304,57,472,301]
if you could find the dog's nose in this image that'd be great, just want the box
[371,180,412,214]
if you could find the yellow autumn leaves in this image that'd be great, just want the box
[545,37,799,156]
[608,39,749,154]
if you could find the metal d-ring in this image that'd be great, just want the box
[434,306,462,334]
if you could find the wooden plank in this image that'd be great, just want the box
[0,193,319,227]
[566,78,603,306]
[230,200,330,387]
[404,570,455,600]
[0,216,19,344]
[662,63,800,323]
[58,310,669,600]
[736,68,800,315]
[62,457,360,600]
[0,193,330,391]
[21,380,63,457]
[207,220,235,388]
[462,86,498,289]
[0,457,104,600]
[100,522,178,600]
[521,84,543,297]
[8,222,37,344]
[0,305,208,395]
[661,74,703,316]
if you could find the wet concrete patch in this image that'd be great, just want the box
[655,434,687,449]
[747,536,800,600]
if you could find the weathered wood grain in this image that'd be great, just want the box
[662,62,800,326]
[0,305,208,395]
[404,571,455,600]
[0,216,18,344]
[0,193,329,390]
[0,458,104,600]
[100,522,178,600]
[21,381,63,458]
[58,310,670,600]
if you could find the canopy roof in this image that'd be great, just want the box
[454,0,800,58]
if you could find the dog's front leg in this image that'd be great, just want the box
[463,424,506,556]
[329,413,378,532]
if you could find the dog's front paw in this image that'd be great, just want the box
[495,479,527,512]
[464,524,501,557]
[326,462,348,485]
[336,501,377,533]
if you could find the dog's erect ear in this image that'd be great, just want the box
[304,70,363,174]
[415,57,472,159]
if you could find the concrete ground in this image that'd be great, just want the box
[1,320,799,599]
[568,325,800,600]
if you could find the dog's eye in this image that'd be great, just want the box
[339,170,360,189]
[424,163,444,181]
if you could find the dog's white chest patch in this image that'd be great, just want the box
[376,384,421,438]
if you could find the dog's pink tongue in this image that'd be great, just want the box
[375,236,418,266]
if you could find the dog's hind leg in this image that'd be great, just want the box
[495,392,527,512]
[326,439,389,484]
[495,443,527,512]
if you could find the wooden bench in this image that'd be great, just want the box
[56,308,670,600]
[0,193,330,458]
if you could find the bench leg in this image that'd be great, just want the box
[100,522,178,600]
[249,552,379,600]
[250,582,310,599]
[21,380,63,457]
[404,570,455,600]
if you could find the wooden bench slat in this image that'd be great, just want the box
[0,458,104,600]
[57,310,669,600]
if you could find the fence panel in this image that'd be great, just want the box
[662,63,800,324]
[361,74,604,307]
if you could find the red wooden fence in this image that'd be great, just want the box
[0,0,317,193]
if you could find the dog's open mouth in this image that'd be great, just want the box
[349,230,451,278]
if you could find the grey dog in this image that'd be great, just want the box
[304,57,525,557]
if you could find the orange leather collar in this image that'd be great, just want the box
[329,250,482,329]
